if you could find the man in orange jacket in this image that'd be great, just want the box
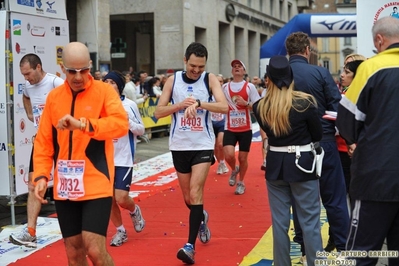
[33,42,128,265]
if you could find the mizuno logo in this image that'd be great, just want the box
[318,19,345,30]
[317,19,356,31]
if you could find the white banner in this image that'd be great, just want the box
[10,12,69,195]
[310,15,357,35]
[0,11,10,196]
[357,0,398,58]
[9,0,67,20]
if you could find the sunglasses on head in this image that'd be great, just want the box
[64,66,91,75]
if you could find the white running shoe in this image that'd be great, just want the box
[221,162,229,173]
[9,227,37,248]
[216,164,223,175]
[198,210,211,244]
[229,166,239,186]
[131,205,145,232]
[235,182,246,195]
[110,229,127,247]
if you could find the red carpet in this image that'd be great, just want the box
[10,142,271,265]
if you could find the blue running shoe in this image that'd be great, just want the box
[198,210,211,244]
[177,243,195,264]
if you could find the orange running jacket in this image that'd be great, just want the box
[33,76,128,201]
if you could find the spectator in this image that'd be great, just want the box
[252,55,323,266]
[93,70,102,80]
[285,31,349,261]
[336,16,399,266]
[147,76,162,98]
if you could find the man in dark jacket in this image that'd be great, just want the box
[285,32,349,260]
[337,17,399,266]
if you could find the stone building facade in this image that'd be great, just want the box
[67,0,313,77]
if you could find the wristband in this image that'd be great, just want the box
[79,117,87,132]
[196,99,201,108]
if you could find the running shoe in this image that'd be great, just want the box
[110,229,127,247]
[235,182,246,195]
[229,166,239,186]
[216,164,224,175]
[198,210,211,244]
[177,243,195,264]
[221,162,229,174]
[9,227,37,248]
[131,205,145,232]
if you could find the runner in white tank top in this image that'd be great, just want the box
[155,43,228,264]
[10,54,64,248]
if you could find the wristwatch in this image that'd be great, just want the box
[196,99,201,108]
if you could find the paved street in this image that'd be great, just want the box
[0,135,389,265]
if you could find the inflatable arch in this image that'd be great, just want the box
[260,13,357,75]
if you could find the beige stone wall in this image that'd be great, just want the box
[95,0,303,76]
[76,0,110,70]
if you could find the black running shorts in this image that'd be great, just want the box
[55,197,112,238]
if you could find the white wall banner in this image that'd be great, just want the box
[357,0,398,58]
[8,0,67,20]
[10,12,69,195]
[0,11,10,196]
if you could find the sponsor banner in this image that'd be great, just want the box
[0,11,10,196]
[9,0,67,20]
[10,12,69,195]
[357,0,398,58]
[0,217,62,265]
[138,97,171,129]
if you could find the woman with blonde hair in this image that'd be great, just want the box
[253,55,323,266]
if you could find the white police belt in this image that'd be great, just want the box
[269,143,321,175]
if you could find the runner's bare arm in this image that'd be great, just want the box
[22,94,34,122]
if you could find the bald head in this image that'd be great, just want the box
[372,16,399,53]
[61,42,92,92]
[62,42,91,68]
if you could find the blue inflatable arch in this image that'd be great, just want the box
[260,13,356,59]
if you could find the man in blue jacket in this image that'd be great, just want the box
[285,32,349,261]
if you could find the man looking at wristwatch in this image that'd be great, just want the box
[155,42,228,264]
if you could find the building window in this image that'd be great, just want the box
[247,0,252,7]
[323,60,330,70]
[322,38,329,52]
[260,0,263,11]
[279,0,283,19]
[344,37,352,46]
[288,3,292,19]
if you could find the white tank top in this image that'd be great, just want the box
[23,73,64,130]
[169,71,215,151]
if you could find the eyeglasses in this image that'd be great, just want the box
[64,66,91,75]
